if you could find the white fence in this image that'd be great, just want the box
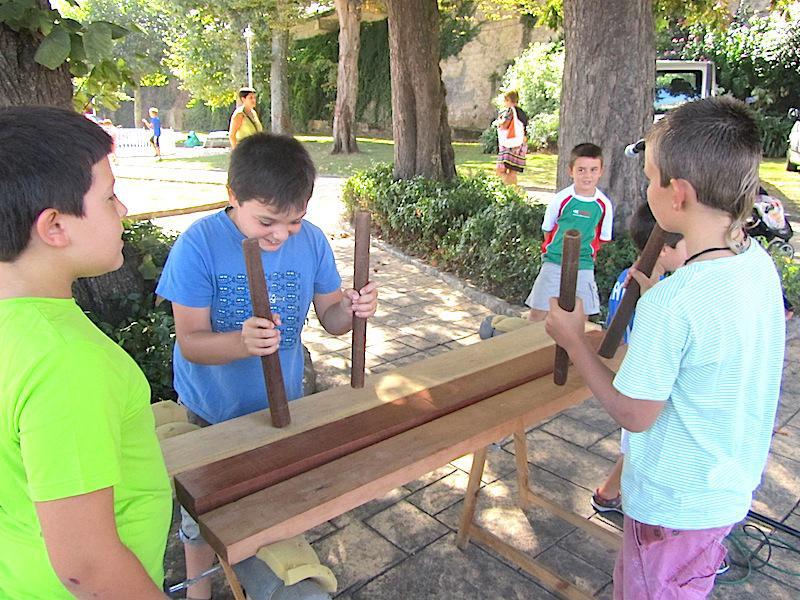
[106,127,177,157]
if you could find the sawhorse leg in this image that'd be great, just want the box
[456,429,621,600]
[218,554,247,600]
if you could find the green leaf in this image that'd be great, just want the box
[34,25,71,70]
[69,33,86,62]
[138,255,158,280]
[83,21,114,65]
[69,61,90,77]
[60,18,83,33]
[108,23,130,40]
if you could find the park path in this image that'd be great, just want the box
[110,159,800,599]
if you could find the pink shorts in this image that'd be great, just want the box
[613,515,732,599]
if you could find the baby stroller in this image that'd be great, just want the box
[745,187,795,258]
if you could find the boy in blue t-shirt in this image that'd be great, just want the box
[157,132,377,600]
[546,97,784,598]
[141,107,161,159]
[592,202,685,515]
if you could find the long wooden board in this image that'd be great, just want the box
[162,323,598,477]
[174,333,569,517]
[198,339,620,564]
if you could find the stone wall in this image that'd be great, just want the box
[441,15,552,134]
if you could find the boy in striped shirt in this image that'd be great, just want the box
[545,97,784,598]
[526,143,613,321]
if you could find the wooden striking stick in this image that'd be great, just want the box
[553,229,581,385]
[351,211,371,388]
[597,224,667,358]
[242,238,291,428]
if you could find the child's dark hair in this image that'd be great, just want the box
[569,143,603,167]
[228,133,316,211]
[238,87,256,100]
[0,106,113,262]
[629,201,682,252]
[645,96,760,250]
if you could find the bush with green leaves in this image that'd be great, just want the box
[481,41,564,153]
[343,164,633,308]
[680,5,800,143]
[83,220,178,402]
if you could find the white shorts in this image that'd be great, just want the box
[525,261,600,315]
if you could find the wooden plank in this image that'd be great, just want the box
[350,211,370,388]
[198,336,618,564]
[162,322,591,476]
[554,229,581,385]
[598,224,666,358]
[243,238,290,427]
[468,525,594,600]
[174,337,560,517]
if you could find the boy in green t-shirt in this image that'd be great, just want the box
[526,143,614,321]
[0,106,172,599]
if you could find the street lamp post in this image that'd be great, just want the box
[243,25,255,88]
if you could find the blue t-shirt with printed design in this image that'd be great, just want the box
[156,209,342,424]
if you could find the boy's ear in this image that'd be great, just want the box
[227,186,240,207]
[33,209,71,249]
[669,178,695,211]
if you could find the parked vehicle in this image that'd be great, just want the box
[654,60,716,120]
[787,108,800,172]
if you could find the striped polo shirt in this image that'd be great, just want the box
[614,241,785,529]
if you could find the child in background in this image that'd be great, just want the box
[142,107,161,160]
[494,90,529,186]
[546,96,784,598]
[527,143,613,322]
[591,202,686,515]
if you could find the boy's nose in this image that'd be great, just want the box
[116,197,128,218]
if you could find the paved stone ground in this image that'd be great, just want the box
[112,161,800,599]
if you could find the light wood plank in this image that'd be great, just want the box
[163,322,598,476]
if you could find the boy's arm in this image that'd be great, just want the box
[545,298,664,432]
[36,488,167,600]
[314,281,378,336]
[173,303,281,364]
[141,119,152,129]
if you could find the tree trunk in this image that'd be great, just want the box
[386,0,456,181]
[171,86,191,131]
[0,13,146,319]
[332,0,361,154]
[0,21,72,108]
[558,0,654,232]
[270,27,291,134]
[133,85,144,128]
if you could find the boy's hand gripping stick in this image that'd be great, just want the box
[598,224,667,358]
[554,229,581,385]
[243,238,291,428]
[351,211,371,388]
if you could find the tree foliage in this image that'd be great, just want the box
[1,0,135,109]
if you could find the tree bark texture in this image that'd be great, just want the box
[270,27,291,134]
[386,0,456,181]
[558,0,655,231]
[331,0,361,154]
[0,22,72,109]
[133,85,143,128]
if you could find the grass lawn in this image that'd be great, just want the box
[162,135,800,206]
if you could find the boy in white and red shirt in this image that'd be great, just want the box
[527,142,613,321]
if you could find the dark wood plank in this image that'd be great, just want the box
[242,238,291,427]
[350,211,371,388]
[554,229,581,385]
